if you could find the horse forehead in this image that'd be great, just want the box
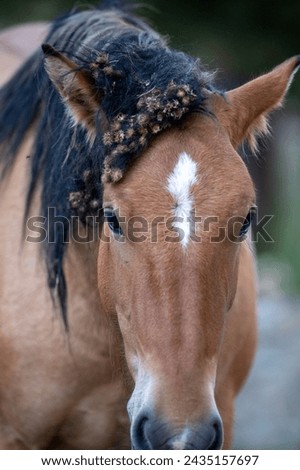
[107,148,250,213]
[105,116,253,211]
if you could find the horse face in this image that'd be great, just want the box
[98,113,255,450]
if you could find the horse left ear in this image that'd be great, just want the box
[42,44,105,136]
[210,56,300,151]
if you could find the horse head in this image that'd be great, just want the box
[44,47,299,449]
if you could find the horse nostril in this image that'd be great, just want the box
[207,417,223,450]
[131,413,150,450]
[131,412,223,450]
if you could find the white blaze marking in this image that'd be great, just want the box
[167,152,198,248]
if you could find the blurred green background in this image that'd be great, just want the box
[1,0,300,293]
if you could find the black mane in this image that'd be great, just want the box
[0,0,215,325]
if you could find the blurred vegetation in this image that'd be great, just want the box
[1,0,299,91]
[1,0,300,292]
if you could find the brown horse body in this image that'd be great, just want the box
[0,8,298,450]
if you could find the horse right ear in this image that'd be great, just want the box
[208,56,299,152]
[42,44,105,137]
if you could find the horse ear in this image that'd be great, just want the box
[42,44,105,136]
[210,56,300,151]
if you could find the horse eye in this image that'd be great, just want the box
[239,207,256,238]
[104,209,122,236]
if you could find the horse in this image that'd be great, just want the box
[0,0,298,450]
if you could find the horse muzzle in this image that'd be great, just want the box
[130,411,223,450]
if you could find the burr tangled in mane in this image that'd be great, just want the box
[102,82,200,184]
